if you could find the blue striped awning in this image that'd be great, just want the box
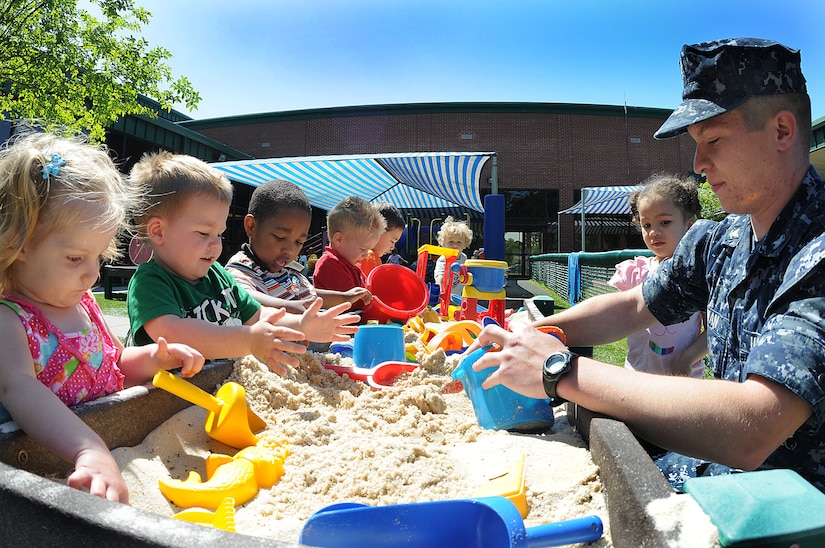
[559,185,643,215]
[211,152,493,213]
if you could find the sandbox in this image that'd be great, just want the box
[0,313,718,546]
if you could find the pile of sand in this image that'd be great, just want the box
[113,347,612,545]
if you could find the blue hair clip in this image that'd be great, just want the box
[42,153,66,180]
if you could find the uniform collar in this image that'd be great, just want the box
[721,166,824,258]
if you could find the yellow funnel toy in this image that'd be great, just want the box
[153,370,266,449]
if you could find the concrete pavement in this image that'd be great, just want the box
[103,314,130,341]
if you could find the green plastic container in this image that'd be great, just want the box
[685,469,825,547]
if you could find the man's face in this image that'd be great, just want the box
[688,109,780,219]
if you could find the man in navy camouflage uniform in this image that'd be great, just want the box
[470,38,825,493]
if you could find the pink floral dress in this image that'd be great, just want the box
[0,292,124,406]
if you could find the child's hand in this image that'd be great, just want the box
[343,287,372,305]
[153,336,205,378]
[253,307,307,375]
[299,298,360,342]
[67,447,129,504]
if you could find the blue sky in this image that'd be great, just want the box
[134,0,825,122]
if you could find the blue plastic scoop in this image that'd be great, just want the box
[299,496,603,547]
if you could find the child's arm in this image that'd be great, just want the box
[142,307,306,375]
[275,298,360,343]
[0,310,128,503]
[241,288,308,314]
[113,336,206,385]
[314,287,372,308]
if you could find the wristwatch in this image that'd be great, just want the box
[542,351,576,407]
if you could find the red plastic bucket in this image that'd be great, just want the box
[362,264,429,324]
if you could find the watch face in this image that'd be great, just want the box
[544,353,569,376]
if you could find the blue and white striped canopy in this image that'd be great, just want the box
[559,186,643,215]
[212,152,493,213]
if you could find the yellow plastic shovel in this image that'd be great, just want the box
[153,370,267,449]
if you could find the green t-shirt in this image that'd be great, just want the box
[127,260,261,346]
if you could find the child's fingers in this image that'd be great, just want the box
[260,306,287,324]
[155,336,169,358]
[303,297,324,315]
[334,313,360,326]
[270,337,307,355]
[264,350,300,374]
[177,351,206,378]
[267,325,306,342]
[325,301,353,315]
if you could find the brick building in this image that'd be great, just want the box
[181,102,697,272]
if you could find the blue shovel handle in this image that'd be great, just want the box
[526,514,603,547]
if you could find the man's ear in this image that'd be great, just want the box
[243,214,256,239]
[774,109,797,152]
[145,216,165,245]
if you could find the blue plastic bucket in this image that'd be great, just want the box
[451,346,555,432]
[353,324,405,369]
[464,259,507,293]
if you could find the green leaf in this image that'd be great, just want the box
[0,0,200,141]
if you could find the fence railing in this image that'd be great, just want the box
[529,249,653,306]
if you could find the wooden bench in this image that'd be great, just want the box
[101,265,138,300]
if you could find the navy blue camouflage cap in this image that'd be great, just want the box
[654,38,807,139]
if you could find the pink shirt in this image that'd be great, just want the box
[0,292,123,406]
[609,256,704,377]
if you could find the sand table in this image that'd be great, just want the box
[113,345,612,545]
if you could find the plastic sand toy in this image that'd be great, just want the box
[159,442,289,510]
[153,370,266,449]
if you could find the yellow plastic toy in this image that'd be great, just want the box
[153,370,266,449]
[425,320,481,353]
[471,451,527,518]
[160,458,257,510]
[173,496,236,532]
[159,441,290,510]
[416,244,460,319]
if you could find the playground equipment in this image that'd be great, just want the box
[456,259,509,326]
[415,244,460,319]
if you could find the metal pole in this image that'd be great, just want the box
[580,188,586,252]
[429,218,441,245]
[490,154,498,194]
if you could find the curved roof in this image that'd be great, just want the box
[212,151,493,212]
[559,185,643,215]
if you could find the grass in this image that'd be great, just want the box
[93,292,128,317]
